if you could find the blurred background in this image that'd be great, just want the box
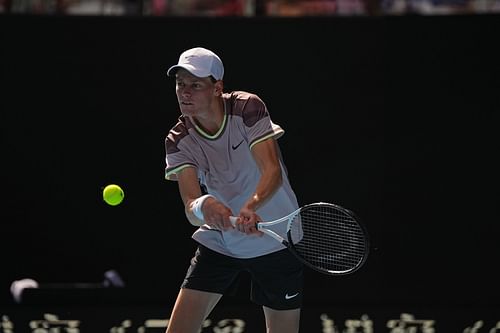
[1,1,499,332]
[2,0,500,16]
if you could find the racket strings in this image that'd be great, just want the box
[289,205,367,274]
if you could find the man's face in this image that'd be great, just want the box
[175,69,217,117]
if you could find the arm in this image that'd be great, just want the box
[177,166,234,230]
[236,138,283,234]
[245,138,283,211]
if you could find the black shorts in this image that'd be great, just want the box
[181,244,304,310]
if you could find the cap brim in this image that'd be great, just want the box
[167,64,211,78]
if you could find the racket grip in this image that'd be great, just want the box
[229,216,238,227]
[229,216,260,230]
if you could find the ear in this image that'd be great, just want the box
[214,81,224,96]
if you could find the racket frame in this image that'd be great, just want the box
[287,202,370,276]
[229,202,370,276]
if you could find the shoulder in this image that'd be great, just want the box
[224,91,269,127]
[224,91,265,108]
[165,116,192,154]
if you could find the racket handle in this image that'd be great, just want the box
[229,216,238,227]
[229,216,260,229]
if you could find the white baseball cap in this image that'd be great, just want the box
[167,47,224,80]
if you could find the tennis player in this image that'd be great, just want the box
[164,47,303,333]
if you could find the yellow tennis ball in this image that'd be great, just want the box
[103,184,124,206]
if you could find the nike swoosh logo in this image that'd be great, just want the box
[285,292,299,300]
[232,140,244,150]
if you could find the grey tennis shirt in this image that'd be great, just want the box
[165,91,299,258]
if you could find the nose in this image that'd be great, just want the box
[179,86,191,97]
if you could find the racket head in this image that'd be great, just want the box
[286,202,370,276]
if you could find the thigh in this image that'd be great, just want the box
[263,306,301,333]
[248,249,304,310]
[166,288,222,333]
[182,245,242,294]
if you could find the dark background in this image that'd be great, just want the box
[1,14,499,309]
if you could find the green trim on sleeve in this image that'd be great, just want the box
[165,164,196,180]
[249,130,284,150]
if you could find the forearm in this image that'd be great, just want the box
[243,139,283,213]
[176,167,206,227]
[244,164,282,212]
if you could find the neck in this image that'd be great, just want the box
[192,97,224,135]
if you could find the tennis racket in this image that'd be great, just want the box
[230,202,369,276]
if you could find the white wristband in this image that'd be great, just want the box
[192,194,214,221]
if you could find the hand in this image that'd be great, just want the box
[202,197,234,231]
[234,212,263,236]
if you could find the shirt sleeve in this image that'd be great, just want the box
[242,94,284,149]
[164,123,197,181]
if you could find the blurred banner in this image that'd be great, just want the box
[1,304,499,332]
